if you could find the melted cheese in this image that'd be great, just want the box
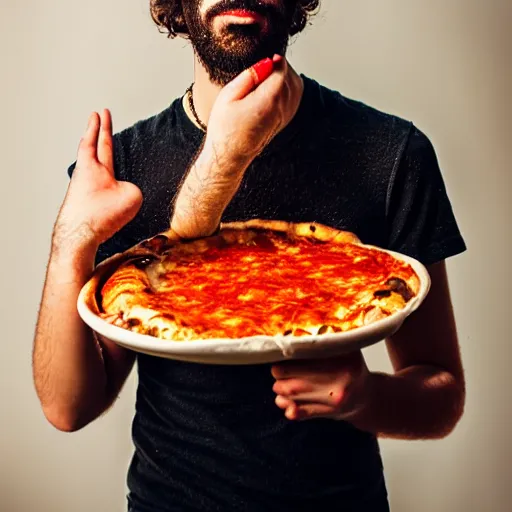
[101,231,418,341]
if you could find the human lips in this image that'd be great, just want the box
[217,9,266,25]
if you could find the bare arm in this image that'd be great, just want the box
[170,141,252,238]
[171,56,303,239]
[33,240,135,432]
[272,261,466,439]
[33,110,142,432]
[360,260,466,439]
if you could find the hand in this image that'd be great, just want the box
[205,55,303,165]
[271,352,374,423]
[54,110,143,254]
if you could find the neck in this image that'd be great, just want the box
[183,53,303,132]
[182,56,224,131]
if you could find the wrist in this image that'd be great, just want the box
[339,372,382,433]
[170,216,221,240]
[52,222,99,254]
[51,224,99,281]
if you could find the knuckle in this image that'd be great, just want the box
[100,136,113,150]
[77,140,94,156]
[99,146,114,161]
[281,385,294,396]
[285,380,306,396]
[288,383,301,396]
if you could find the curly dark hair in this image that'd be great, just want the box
[150,0,320,38]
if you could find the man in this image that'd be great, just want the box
[33,0,467,510]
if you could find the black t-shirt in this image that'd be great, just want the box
[68,75,466,511]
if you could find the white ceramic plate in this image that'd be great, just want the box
[77,248,430,365]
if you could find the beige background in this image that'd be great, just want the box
[1,0,511,510]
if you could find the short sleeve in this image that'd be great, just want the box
[66,134,134,266]
[385,126,466,266]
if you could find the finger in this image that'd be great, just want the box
[271,359,326,380]
[272,352,363,380]
[271,363,287,380]
[77,112,100,164]
[272,378,313,397]
[274,378,344,407]
[271,359,310,379]
[251,55,277,84]
[98,108,114,173]
[284,402,299,420]
[294,404,336,421]
[222,57,274,101]
[295,389,345,408]
[250,56,287,99]
[275,395,294,410]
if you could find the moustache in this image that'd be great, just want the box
[205,0,285,24]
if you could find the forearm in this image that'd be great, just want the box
[33,239,110,431]
[171,141,252,238]
[353,365,465,440]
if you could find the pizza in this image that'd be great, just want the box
[89,220,421,341]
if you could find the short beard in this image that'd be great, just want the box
[184,0,294,85]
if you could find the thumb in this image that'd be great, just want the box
[117,181,143,214]
[222,56,275,101]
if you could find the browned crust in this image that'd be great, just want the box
[81,251,146,316]
[407,273,421,296]
[220,219,362,244]
[101,263,152,313]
